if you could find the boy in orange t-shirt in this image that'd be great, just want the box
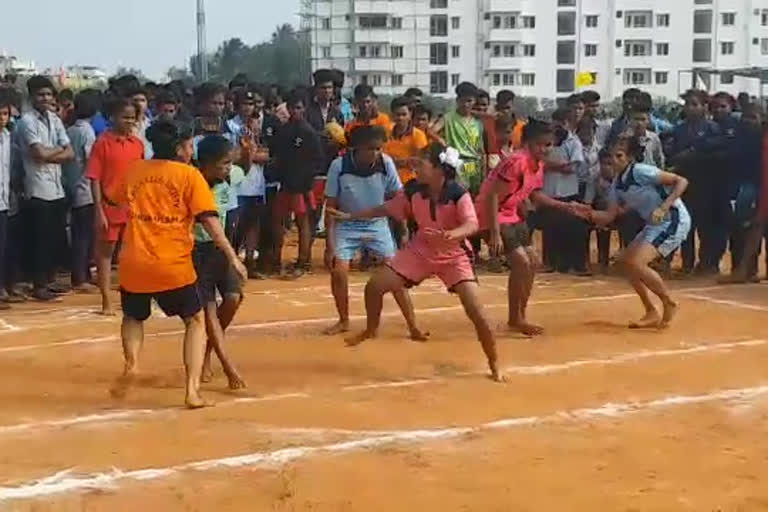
[107,120,246,409]
[86,98,144,315]
[383,96,428,184]
[344,84,391,138]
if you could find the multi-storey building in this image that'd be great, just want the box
[304,0,768,99]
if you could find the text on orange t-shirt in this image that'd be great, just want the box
[108,160,217,294]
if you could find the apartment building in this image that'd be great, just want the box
[304,0,768,99]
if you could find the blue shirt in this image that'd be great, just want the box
[608,163,685,222]
[326,152,401,228]
[15,109,71,201]
[543,131,584,198]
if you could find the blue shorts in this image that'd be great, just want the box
[334,220,396,262]
[635,206,691,257]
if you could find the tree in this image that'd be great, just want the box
[166,66,194,83]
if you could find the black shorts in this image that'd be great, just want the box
[501,222,531,251]
[121,284,202,321]
[192,242,242,304]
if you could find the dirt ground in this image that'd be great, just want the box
[2,254,768,511]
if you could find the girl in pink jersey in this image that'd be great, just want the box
[476,120,591,336]
[328,145,504,382]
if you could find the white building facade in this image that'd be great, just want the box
[304,0,768,99]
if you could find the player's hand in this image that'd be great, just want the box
[650,207,667,225]
[325,207,352,220]
[423,227,451,240]
[232,258,248,283]
[324,247,335,271]
[95,209,109,234]
[568,202,593,220]
[488,229,504,257]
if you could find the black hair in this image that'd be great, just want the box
[233,88,255,107]
[156,90,179,106]
[106,97,138,119]
[126,86,148,99]
[348,125,387,148]
[496,89,515,106]
[286,88,308,108]
[229,73,249,91]
[390,96,411,112]
[58,88,74,103]
[194,82,227,105]
[455,81,479,99]
[622,88,642,101]
[598,148,612,161]
[412,104,433,120]
[681,88,709,105]
[110,74,141,96]
[73,90,100,120]
[330,69,345,88]
[627,102,651,115]
[353,84,376,100]
[0,88,13,112]
[712,91,735,106]
[476,89,490,101]
[566,93,584,106]
[197,135,233,167]
[551,107,570,123]
[313,69,336,86]
[581,90,601,103]
[146,120,193,160]
[610,135,643,161]
[521,118,554,144]
[404,87,423,98]
[27,75,56,95]
[423,142,458,180]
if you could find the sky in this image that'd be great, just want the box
[0,0,300,80]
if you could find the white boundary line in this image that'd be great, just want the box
[683,294,768,313]
[2,384,767,501]
[0,338,762,437]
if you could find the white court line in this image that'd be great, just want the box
[2,384,767,502]
[0,338,762,437]
[684,294,768,313]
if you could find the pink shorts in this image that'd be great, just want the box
[100,223,125,243]
[388,247,476,292]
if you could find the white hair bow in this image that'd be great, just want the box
[439,147,461,169]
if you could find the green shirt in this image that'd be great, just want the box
[443,111,484,162]
[194,181,229,243]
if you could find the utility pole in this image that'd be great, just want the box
[196,0,208,81]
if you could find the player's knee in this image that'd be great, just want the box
[183,310,205,327]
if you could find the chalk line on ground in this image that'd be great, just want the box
[2,384,768,501]
[0,338,762,437]
[683,294,768,313]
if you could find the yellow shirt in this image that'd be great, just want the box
[109,160,217,293]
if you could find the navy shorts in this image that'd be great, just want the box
[120,284,202,321]
[192,242,243,304]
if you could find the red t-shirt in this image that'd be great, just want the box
[86,130,144,224]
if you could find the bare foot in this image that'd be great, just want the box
[409,328,430,342]
[489,368,507,383]
[185,393,214,409]
[629,310,661,329]
[658,300,679,329]
[226,371,248,390]
[322,321,350,336]
[345,330,377,347]
[109,368,138,399]
[201,364,214,383]
[508,321,544,336]
[99,301,116,317]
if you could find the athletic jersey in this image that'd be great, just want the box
[608,162,687,223]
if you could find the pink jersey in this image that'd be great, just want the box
[384,180,478,263]
[475,149,544,230]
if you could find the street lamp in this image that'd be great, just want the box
[197,0,208,81]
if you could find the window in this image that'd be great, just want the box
[585,15,598,28]
[320,46,331,58]
[762,10,768,27]
[492,73,501,86]
[451,73,460,87]
[721,41,734,55]
[523,44,536,56]
[392,46,404,59]
[392,74,403,86]
[492,44,501,57]
[558,11,576,35]
[693,38,712,62]
[430,0,447,8]
[504,15,516,28]
[430,15,448,36]
[655,71,668,84]
[359,74,369,85]
[429,43,448,64]
[720,73,734,84]
[502,73,514,86]
[694,0,712,4]
[693,10,712,34]
[391,17,403,29]
[625,11,652,28]
[520,73,535,86]
[430,71,448,93]
[624,40,651,57]
[503,44,516,57]
[557,41,576,64]
[721,13,735,26]
[558,0,576,6]
[451,45,460,58]
[359,15,387,29]
[762,39,768,55]
[370,45,382,58]
[656,14,670,27]
[492,16,501,29]
[522,16,535,28]
[451,17,460,29]
[656,43,669,56]
[624,69,650,85]
[358,46,367,58]
[584,44,597,57]
[372,74,382,86]
[556,69,575,93]
[321,17,331,30]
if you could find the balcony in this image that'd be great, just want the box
[487,0,536,12]
[488,28,527,41]
[352,58,419,74]
[354,29,395,43]
[352,0,394,14]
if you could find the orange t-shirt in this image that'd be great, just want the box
[383,125,429,184]
[108,160,217,293]
[344,112,392,138]
[511,119,526,150]
[85,130,145,224]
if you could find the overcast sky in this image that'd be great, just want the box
[0,0,300,80]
